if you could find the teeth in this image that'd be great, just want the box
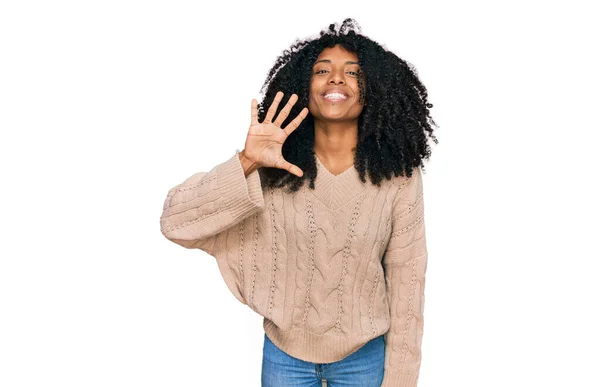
[324,93,347,100]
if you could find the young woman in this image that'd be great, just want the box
[160,18,438,387]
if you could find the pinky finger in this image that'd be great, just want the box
[251,99,259,126]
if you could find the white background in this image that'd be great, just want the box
[1,1,599,386]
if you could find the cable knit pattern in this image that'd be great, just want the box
[159,150,428,387]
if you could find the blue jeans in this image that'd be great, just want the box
[261,333,385,386]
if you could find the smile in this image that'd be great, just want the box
[322,93,348,102]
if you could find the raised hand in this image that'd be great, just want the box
[242,91,309,177]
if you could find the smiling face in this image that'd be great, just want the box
[308,44,366,122]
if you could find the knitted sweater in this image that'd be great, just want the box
[159,150,428,387]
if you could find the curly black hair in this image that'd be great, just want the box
[256,18,439,193]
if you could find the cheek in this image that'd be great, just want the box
[308,83,320,103]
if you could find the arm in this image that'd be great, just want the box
[159,150,265,256]
[381,167,428,387]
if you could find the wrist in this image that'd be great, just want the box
[239,149,259,176]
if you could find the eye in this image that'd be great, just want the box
[314,69,360,76]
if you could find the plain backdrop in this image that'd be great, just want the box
[1,1,599,386]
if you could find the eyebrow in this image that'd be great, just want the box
[313,59,360,65]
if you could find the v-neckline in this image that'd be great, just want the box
[315,153,356,177]
[311,153,367,211]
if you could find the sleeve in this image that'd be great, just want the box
[380,167,428,387]
[159,150,265,257]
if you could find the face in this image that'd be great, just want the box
[308,44,366,122]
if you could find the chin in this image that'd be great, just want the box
[318,107,363,120]
[320,115,356,122]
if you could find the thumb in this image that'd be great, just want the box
[275,158,304,178]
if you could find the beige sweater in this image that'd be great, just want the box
[159,150,428,387]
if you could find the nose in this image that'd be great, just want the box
[328,69,346,85]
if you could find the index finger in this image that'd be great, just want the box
[282,107,309,137]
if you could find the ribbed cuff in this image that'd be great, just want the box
[381,369,419,387]
[216,151,265,222]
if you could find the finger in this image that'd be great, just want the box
[263,91,284,124]
[282,107,309,137]
[289,164,304,178]
[274,157,304,178]
[250,98,259,126]
[273,94,298,127]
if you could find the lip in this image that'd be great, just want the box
[321,88,349,102]
[322,95,348,103]
[322,88,349,98]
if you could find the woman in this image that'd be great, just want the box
[160,18,437,387]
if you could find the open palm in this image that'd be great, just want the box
[243,91,309,177]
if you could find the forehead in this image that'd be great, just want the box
[315,45,358,62]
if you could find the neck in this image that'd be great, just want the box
[313,118,358,165]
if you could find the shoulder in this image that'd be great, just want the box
[389,166,423,203]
